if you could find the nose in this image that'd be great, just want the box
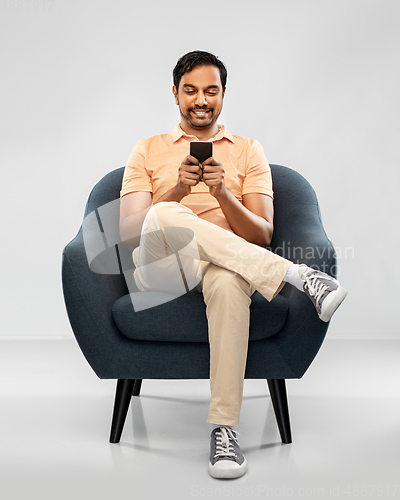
[195,91,207,107]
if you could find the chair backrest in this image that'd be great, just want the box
[270,165,335,275]
[82,168,130,278]
[81,164,335,278]
[84,167,125,218]
[83,163,317,224]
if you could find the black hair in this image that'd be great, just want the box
[173,50,227,92]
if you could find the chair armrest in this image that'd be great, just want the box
[268,202,335,377]
[271,201,337,277]
[62,228,128,378]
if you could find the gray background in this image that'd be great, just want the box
[1,0,399,339]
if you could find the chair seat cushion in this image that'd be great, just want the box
[112,291,288,343]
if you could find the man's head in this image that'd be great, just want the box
[173,51,227,93]
[172,51,227,138]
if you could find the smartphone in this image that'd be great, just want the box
[190,141,213,165]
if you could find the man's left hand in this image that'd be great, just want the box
[202,157,226,199]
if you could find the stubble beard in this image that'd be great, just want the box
[179,103,222,131]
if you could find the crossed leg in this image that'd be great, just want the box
[132,201,291,425]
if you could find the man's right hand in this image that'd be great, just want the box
[155,155,203,204]
[176,155,203,197]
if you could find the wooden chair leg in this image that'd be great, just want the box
[132,379,142,396]
[109,379,135,443]
[267,378,292,444]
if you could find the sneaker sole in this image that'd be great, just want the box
[209,458,247,479]
[319,286,348,322]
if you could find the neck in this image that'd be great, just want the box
[180,122,219,141]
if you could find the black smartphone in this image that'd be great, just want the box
[190,141,213,165]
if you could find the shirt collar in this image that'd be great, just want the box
[171,124,235,144]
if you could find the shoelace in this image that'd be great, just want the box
[300,268,329,305]
[213,426,239,459]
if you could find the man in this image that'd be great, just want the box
[119,51,347,479]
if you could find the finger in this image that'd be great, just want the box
[184,178,200,186]
[180,163,202,176]
[181,172,202,183]
[203,164,223,175]
[185,171,202,180]
[203,170,224,181]
[180,175,200,186]
[202,174,222,184]
[202,164,214,174]
[185,155,201,166]
[202,156,220,166]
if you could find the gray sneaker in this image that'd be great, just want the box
[299,264,347,322]
[209,426,247,479]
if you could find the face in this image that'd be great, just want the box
[173,64,225,136]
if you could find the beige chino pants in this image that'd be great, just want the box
[132,201,291,426]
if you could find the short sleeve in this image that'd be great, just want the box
[242,139,273,199]
[120,140,153,198]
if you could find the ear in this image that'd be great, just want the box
[172,85,179,105]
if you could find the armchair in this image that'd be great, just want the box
[62,164,336,445]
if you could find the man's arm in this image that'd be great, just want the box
[216,189,273,247]
[202,157,273,247]
[119,191,153,251]
[119,155,203,250]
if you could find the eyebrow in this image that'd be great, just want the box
[182,84,220,90]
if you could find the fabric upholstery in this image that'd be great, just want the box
[112,291,288,343]
[62,165,335,380]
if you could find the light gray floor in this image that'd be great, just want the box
[1,339,399,500]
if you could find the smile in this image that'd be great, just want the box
[191,110,211,116]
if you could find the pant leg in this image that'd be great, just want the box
[147,201,291,301]
[200,262,254,426]
[132,202,202,294]
[133,201,290,426]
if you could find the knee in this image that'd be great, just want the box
[203,268,252,303]
[153,201,192,221]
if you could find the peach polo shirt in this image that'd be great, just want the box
[120,124,273,232]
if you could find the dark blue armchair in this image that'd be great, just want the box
[62,164,336,444]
